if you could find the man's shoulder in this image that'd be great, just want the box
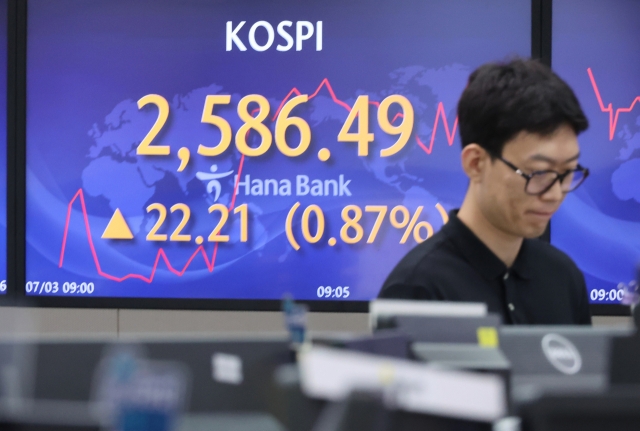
[523,238,590,325]
[524,238,582,276]
[525,239,577,269]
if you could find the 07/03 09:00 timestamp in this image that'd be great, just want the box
[25,281,95,295]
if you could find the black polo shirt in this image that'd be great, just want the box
[379,212,591,325]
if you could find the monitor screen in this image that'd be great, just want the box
[25,0,530,303]
[552,0,640,305]
[0,0,7,296]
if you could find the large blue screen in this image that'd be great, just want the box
[552,0,640,304]
[25,0,530,301]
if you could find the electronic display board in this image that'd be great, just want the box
[552,0,640,305]
[25,0,530,303]
[0,0,7,296]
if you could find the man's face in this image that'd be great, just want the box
[477,124,580,238]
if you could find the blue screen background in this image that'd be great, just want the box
[552,0,640,304]
[26,0,530,300]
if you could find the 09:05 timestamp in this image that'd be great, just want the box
[25,281,95,295]
[317,286,350,299]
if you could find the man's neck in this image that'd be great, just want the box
[457,199,523,268]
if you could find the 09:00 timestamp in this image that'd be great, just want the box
[25,281,95,295]
[590,288,624,302]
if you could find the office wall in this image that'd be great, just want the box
[0,307,629,337]
[0,308,371,337]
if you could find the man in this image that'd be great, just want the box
[379,58,591,325]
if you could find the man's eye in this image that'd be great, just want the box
[527,165,552,173]
[530,170,551,176]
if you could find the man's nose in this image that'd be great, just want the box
[540,178,564,202]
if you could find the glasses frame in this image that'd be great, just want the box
[497,156,590,196]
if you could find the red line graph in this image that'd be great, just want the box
[271,78,458,155]
[416,102,458,154]
[271,78,351,119]
[58,78,458,282]
[58,155,245,283]
[588,68,640,140]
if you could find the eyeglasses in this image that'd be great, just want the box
[497,156,589,196]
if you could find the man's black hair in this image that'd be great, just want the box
[457,58,589,158]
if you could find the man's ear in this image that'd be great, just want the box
[461,143,488,183]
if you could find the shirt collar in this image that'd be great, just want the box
[510,241,532,279]
[442,210,531,281]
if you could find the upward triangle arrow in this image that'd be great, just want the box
[102,208,134,240]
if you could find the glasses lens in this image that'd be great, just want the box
[526,171,558,195]
[566,169,586,192]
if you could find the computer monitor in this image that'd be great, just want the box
[519,389,640,431]
[376,314,501,344]
[369,299,488,330]
[0,0,8,298]
[499,326,633,404]
[15,338,293,415]
[551,0,640,310]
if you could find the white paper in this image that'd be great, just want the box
[299,346,506,422]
